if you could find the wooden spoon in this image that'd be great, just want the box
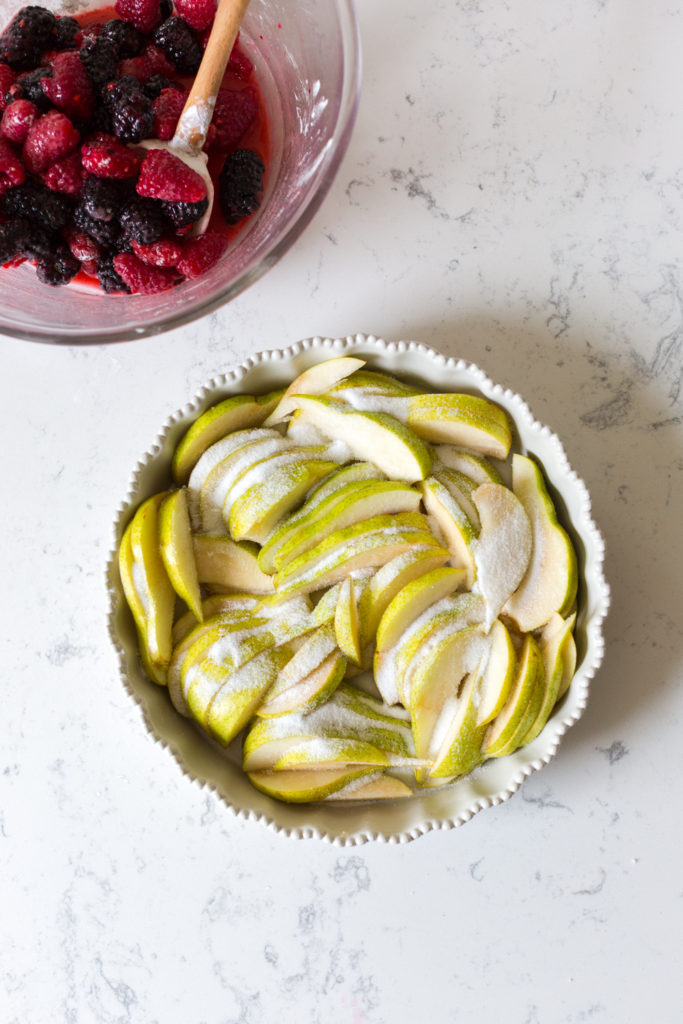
[139,0,252,233]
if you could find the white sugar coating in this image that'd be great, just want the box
[280,628,336,683]
[188,428,280,525]
[225,448,326,516]
[260,595,311,621]
[206,624,267,666]
[287,419,328,446]
[172,99,216,150]
[374,654,400,706]
[214,650,272,698]
[201,437,290,533]
[260,694,412,744]
[329,771,383,797]
[131,560,150,615]
[333,389,411,420]
[472,487,533,630]
[325,439,354,464]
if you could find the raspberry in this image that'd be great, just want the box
[218,148,264,224]
[0,6,58,71]
[97,252,130,292]
[131,235,181,266]
[227,40,253,82]
[115,0,163,35]
[174,0,216,32]
[151,87,186,140]
[42,150,83,194]
[64,225,101,263]
[113,251,180,293]
[54,16,80,52]
[81,175,125,220]
[177,231,226,278]
[207,86,258,152]
[142,43,175,77]
[104,75,153,142]
[81,132,141,178]
[100,19,144,59]
[1,99,39,144]
[161,196,207,229]
[41,52,94,121]
[0,178,72,230]
[0,64,16,109]
[36,244,79,285]
[116,55,151,84]
[23,109,80,174]
[119,195,167,243]
[79,36,118,91]
[73,201,122,246]
[153,18,202,75]
[136,148,207,202]
[143,73,173,99]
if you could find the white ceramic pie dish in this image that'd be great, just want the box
[107,335,610,844]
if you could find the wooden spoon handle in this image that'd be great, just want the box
[173,0,252,153]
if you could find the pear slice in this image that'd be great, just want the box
[334,577,362,666]
[258,479,421,574]
[204,647,290,745]
[426,666,488,781]
[127,492,176,670]
[521,613,577,745]
[329,368,420,398]
[471,482,532,630]
[247,767,377,803]
[193,534,274,594]
[172,593,260,646]
[273,737,401,771]
[260,623,336,695]
[434,446,503,484]
[556,625,577,701]
[158,489,203,622]
[406,393,512,459]
[420,476,478,587]
[118,522,166,685]
[326,772,413,800]
[311,581,344,625]
[482,633,545,758]
[226,450,339,544]
[305,461,386,504]
[476,619,517,725]
[264,356,366,425]
[172,394,275,485]
[375,566,466,656]
[257,650,346,717]
[186,427,282,528]
[356,545,451,646]
[287,395,433,482]
[503,455,578,632]
[199,434,291,533]
[408,624,490,768]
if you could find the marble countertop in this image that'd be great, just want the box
[2,0,682,1020]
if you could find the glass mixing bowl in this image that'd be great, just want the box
[0,0,361,343]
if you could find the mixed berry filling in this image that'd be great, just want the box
[0,3,267,293]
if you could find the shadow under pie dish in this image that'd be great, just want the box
[107,335,610,844]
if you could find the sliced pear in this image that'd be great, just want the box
[204,647,290,745]
[334,577,362,666]
[420,476,477,587]
[434,446,503,484]
[264,356,366,425]
[273,737,401,771]
[247,766,377,803]
[326,771,413,800]
[436,467,481,528]
[329,368,420,398]
[172,395,274,485]
[258,479,421,574]
[471,482,532,630]
[556,626,577,701]
[521,613,577,745]
[482,633,544,758]
[158,489,203,622]
[476,619,517,725]
[406,393,512,459]
[408,624,490,767]
[426,666,488,781]
[118,522,167,685]
[193,534,274,594]
[199,434,291,533]
[287,396,432,483]
[503,455,578,632]
[305,461,386,504]
[172,593,260,646]
[127,492,176,669]
[311,581,344,625]
[257,650,346,717]
[357,544,451,646]
[375,566,466,656]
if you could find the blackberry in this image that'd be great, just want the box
[36,244,79,286]
[119,196,167,244]
[0,6,57,71]
[143,73,173,100]
[9,67,52,111]
[73,202,122,247]
[161,196,208,230]
[79,36,118,91]
[153,18,203,75]
[100,19,144,59]
[20,222,55,260]
[0,179,72,231]
[104,75,153,143]
[54,16,80,51]
[0,217,31,262]
[81,176,127,222]
[218,148,265,225]
[97,253,130,293]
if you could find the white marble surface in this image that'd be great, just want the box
[2,0,682,1020]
